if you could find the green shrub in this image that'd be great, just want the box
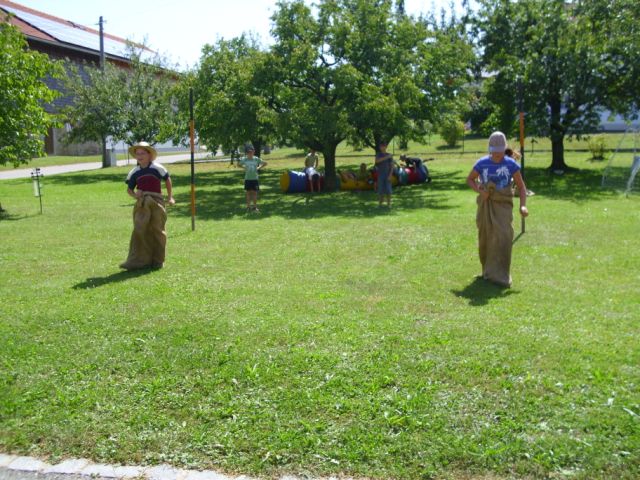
[439,115,465,147]
[588,135,607,160]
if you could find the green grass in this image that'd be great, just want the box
[0,147,638,480]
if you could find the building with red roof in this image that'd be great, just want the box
[1,0,150,155]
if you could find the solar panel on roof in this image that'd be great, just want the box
[3,5,129,58]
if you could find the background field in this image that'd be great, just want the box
[0,142,638,480]
[2,129,639,171]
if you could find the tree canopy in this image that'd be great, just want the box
[472,0,640,172]
[0,19,60,167]
[269,0,352,189]
[193,36,277,157]
[580,0,640,118]
[63,45,176,149]
[188,0,473,189]
[268,0,473,187]
[332,0,473,152]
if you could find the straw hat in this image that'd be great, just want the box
[128,141,157,160]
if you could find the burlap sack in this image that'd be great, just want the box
[120,192,167,270]
[476,182,514,287]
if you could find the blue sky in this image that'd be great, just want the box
[14,0,470,70]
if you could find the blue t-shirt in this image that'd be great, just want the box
[473,156,521,190]
[376,152,393,177]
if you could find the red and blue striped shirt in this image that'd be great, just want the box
[125,163,169,194]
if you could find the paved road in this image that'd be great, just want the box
[0,152,212,181]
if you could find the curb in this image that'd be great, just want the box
[0,454,354,480]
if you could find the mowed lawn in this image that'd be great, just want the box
[0,148,638,480]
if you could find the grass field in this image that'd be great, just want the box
[2,129,638,172]
[0,143,638,480]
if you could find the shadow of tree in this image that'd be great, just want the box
[72,268,157,290]
[451,276,519,306]
[522,166,617,202]
[424,164,618,202]
[43,162,617,215]
[170,168,456,221]
[46,171,125,185]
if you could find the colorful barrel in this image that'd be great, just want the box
[280,166,428,193]
[397,168,409,185]
[419,164,431,183]
[280,170,325,193]
[407,168,423,184]
[340,177,373,191]
[280,170,308,193]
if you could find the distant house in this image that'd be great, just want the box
[0,0,146,155]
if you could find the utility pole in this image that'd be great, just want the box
[99,16,109,168]
[99,16,105,70]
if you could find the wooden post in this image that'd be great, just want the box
[189,88,196,231]
[518,78,525,234]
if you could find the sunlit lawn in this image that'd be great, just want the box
[0,145,638,480]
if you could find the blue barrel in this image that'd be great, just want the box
[280,170,308,193]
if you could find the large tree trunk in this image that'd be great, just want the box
[101,137,110,168]
[251,140,263,157]
[322,143,339,191]
[548,97,570,173]
[550,133,569,172]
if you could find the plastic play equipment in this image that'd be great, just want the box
[338,173,378,191]
[279,160,430,193]
[280,170,325,193]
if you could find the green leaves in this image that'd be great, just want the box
[473,0,640,170]
[62,44,176,148]
[194,36,276,155]
[0,20,61,166]
[189,0,473,188]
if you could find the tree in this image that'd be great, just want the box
[0,19,60,167]
[332,0,473,153]
[122,48,177,145]
[268,0,473,188]
[270,0,352,190]
[62,62,128,149]
[579,0,640,119]
[473,0,618,172]
[63,44,176,154]
[194,36,277,157]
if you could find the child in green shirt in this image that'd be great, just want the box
[238,145,267,212]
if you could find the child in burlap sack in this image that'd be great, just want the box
[120,142,175,270]
[466,132,529,287]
